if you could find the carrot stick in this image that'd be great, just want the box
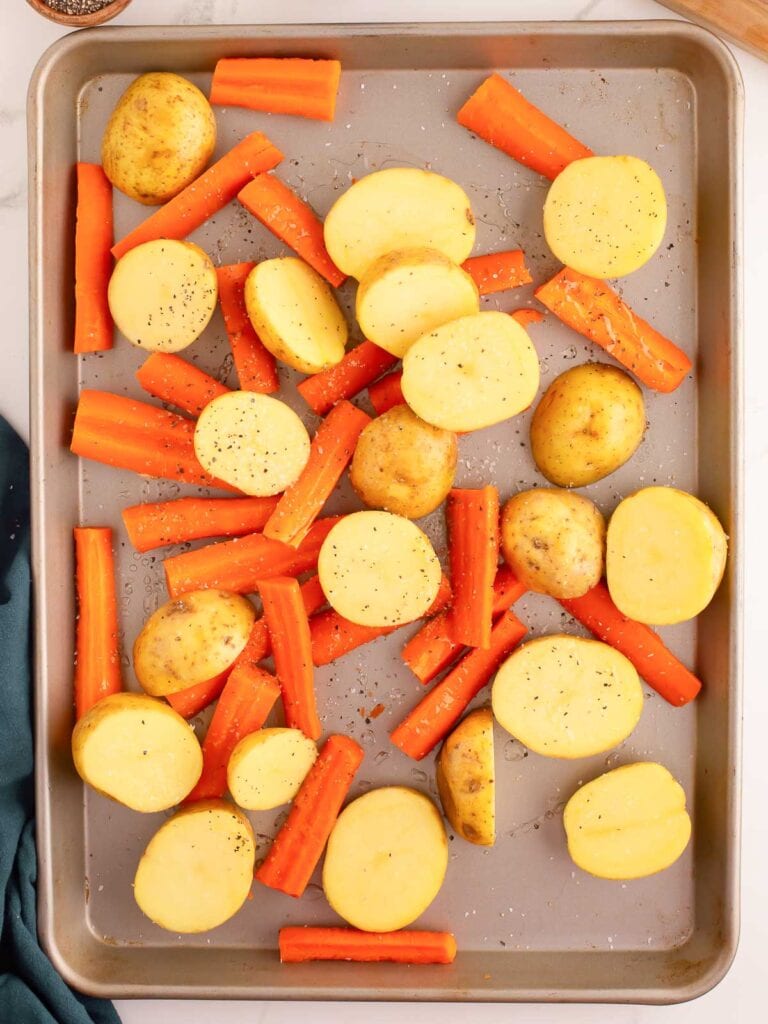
[368,370,404,415]
[263,401,371,547]
[297,340,398,416]
[216,263,279,393]
[74,163,113,354]
[238,174,346,287]
[461,250,532,295]
[210,57,342,122]
[166,671,229,719]
[457,74,593,180]
[135,353,230,416]
[511,308,545,328]
[403,565,525,685]
[391,610,526,760]
[111,132,283,259]
[259,577,321,740]
[256,734,364,898]
[164,516,341,598]
[183,663,280,802]
[535,268,692,393]
[73,527,121,719]
[310,575,452,667]
[279,927,457,964]
[560,581,702,707]
[447,487,500,650]
[122,496,280,553]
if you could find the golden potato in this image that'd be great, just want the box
[102,72,216,205]
[436,708,495,845]
[531,363,646,487]
[350,405,458,519]
[227,728,317,810]
[501,488,605,599]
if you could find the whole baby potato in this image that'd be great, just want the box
[501,488,605,599]
[350,405,458,519]
[531,363,646,487]
[102,72,216,205]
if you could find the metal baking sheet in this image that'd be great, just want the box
[28,21,743,1003]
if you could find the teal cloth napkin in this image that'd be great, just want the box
[0,417,119,1023]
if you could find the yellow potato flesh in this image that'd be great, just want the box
[436,707,495,846]
[563,762,691,880]
[543,155,667,278]
[607,486,728,625]
[72,693,202,812]
[227,728,317,810]
[323,786,448,932]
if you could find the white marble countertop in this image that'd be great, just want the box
[3,0,765,1020]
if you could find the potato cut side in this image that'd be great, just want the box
[194,391,311,496]
[436,708,495,846]
[563,762,691,880]
[323,786,448,931]
[607,486,728,625]
[356,248,479,358]
[402,311,540,432]
[134,800,255,933]
[318,510,441,627]
[323,167,476,279]
[244,257,347,374]
[492,635,643,759]
[72,693,202,812]
[108,240,218,352]
[543,155,667,278]
[227,728,317,810]
[134,589,255,696]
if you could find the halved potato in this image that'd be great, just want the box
[543,155,667,278]
[244,257,347,373]
[356,248,479,358]
[324,167,476,279]
[606,486,728,625]
[134,800,256,932]
[108,239,217,352]
[318,510,441,627]
[563,762,691,880]
[194,391,311,496]
[227,728,317,810]
[492,635,643,759]
[72,693,202,812]
[323,786,448,932]
[436,707,495,846]
[402,311,540,432]
[134,589,255,696]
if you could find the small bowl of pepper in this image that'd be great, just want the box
[27,0,133,26]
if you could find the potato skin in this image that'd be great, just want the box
[102,72,216,205]
[531,363,645,487]
[436,708,495,846]
[350,405,457,519]
[501,488,605,599]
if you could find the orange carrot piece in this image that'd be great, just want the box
[122,496,280,553]
[111,132,283,259]
[461,250,532,295]
[279,927,457,964]
[135,353,230,416]
[238,174,346,287]
[560,581,702,707]
[166,671,229,719]
[457,74,593,180]
[264,401,371,547]
[511,308,545,328]
[259,577,321,740]
[297,340,398,416]
[216,263,279,393]
[535,268,692,393]
[74,163,113,354]
[73,527,121,719]
[368,370,404,415]
[164,516,341,597]
[210,57,342,122]
[391,610,526,760]
[184,663,281,802]
[447,487,500,649]
[256,734,364,897]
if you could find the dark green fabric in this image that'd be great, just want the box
[0,417,120,1024]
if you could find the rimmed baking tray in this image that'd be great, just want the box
[28,21,743,1003]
